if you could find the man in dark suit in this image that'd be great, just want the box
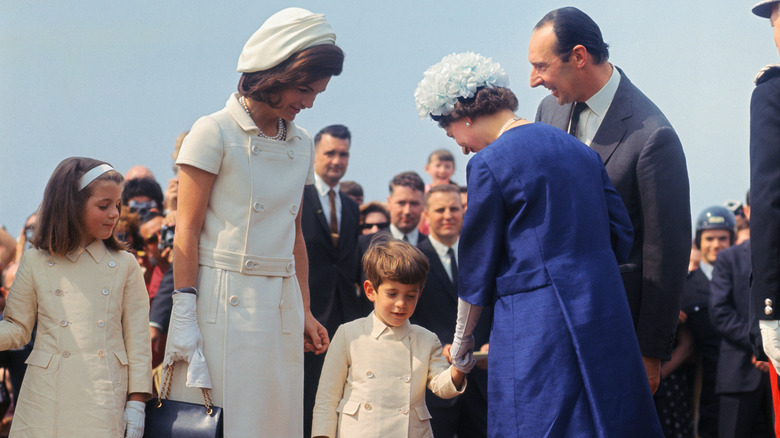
[302,125,364,437]
[710,197,774,438]
[530,6,691,394]
[411,184,489,437]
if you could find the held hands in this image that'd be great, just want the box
[304,311,329,355]
[760,320,780,375]
[123,400,145,438]
[163,293,212,389]
[450,298,483,373]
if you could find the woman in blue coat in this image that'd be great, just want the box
[414,52,663,437]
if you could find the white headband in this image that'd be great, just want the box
[78,164,115,191]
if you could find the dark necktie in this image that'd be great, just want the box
[403,234,409,242]
[328,189,339,247]
[568,101,589,138]
[448,247,458,288]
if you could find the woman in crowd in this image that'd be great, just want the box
[162,8,344,436]
[359,201,390,236]
[415,52,662,436]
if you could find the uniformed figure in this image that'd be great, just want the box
[678,206,736,437]
[0,157,152,437]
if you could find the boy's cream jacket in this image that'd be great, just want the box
[312,312,465,438]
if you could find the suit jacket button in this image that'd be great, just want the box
[366,371,374,378]
[765,306,773,315]
[403,375,411,383]
[766,299,773,307]
[364,403,372,411]
[400,407,409,414]
[62,351,70,358]
[230,296,240,306]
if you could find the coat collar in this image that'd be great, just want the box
[227,92,303,141]
[589,66,632,164]
[367,311,412,341]
[65,239,107,263]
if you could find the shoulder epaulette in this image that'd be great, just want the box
[755,63,780,85]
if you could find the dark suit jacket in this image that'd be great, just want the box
[302,184,365,334]
[149,264,174,333]
[750,68,780,348]
[411,238,490,411]
[710,241,763,394]
[536,67,691,360]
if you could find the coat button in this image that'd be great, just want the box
[287,150,295,159]
[253,202,264,212]
[55,289,63,296]
[108,261,116,268]
[230,296,240,306]
[97,320,105,328]
[403,375,411,383]
[289,204,298,214]
[47,260,55,267]
[245,260,255,269]
[364,403,372,411]
[60,320,68,327]
[102,289,110,296]
[400,407,409,415]
[287,262,294,272]
[251,145,261,155]
[766,299,774,307]
[62,351,70,358]
[97,350,105,357]
[366,371,374,378]
[766,306,774,315]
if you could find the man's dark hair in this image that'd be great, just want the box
[535,7,609,64]
[314,124,351,146]
[121,177,164,210]
[389,171,425,195]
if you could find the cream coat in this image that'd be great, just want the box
[312,312,465,438]
[0,241,151,437]
[167,93,314,437]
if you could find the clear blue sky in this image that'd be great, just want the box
[1,1,774,237]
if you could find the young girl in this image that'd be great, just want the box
[0,157,152,437]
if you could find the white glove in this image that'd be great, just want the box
[450,298,482,373]
[760,320,780,375]
[123,400,145,438]
[163,293,212,389]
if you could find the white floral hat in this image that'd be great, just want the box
[414,52,509,119]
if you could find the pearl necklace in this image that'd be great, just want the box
[498,116,523,137]
[239,95,287,141]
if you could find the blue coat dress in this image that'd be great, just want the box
[459,122,662,437]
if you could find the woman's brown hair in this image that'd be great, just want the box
[433,86,519,128]
[32,157,125,256]
[238,44,345,107]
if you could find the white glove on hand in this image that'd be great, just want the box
[163,293,212,389]
[450,298,482,373]
[123,400,145,438]
[760,320,780,375]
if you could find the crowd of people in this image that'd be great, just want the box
[0,2,778,437]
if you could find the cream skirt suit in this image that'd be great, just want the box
[168,93,314,436]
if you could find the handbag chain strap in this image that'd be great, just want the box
[157,362,214,415]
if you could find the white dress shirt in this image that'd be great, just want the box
[699,260,714,281]
[428,236,459,282]
[314,173,341,228]
[575,66,621,146]
[390,224,420,244]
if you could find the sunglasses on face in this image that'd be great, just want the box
[360,222,390,231]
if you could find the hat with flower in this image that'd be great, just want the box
[414,52,510,119]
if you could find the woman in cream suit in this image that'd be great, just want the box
[162,8,345,436]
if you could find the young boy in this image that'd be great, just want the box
[424,149,456,189]
[311,239,466,438]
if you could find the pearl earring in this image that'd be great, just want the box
[465,122,471,127]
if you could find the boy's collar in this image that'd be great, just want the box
[369,311,412,340]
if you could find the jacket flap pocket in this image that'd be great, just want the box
[113,350,129,365]
[337,399,361,416]
[24,350,53,368]
[414,405,432,420]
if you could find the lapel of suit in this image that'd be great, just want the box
[419,239,458,304]
[337,191,356,252]
[305,185,332,243]
[590,67,631,165]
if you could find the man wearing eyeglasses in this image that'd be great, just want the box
[301,125,365,438]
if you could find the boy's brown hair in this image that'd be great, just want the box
[363,237,429,289]
[427,148,455,164]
